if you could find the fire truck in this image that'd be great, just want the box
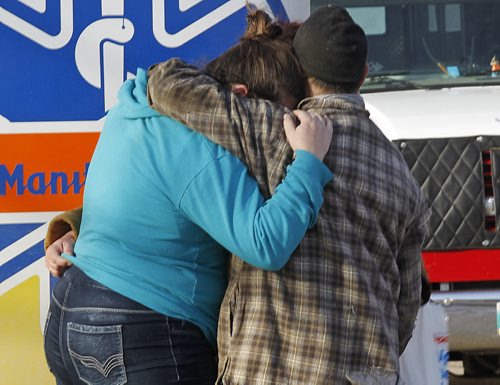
[331,0,500,377]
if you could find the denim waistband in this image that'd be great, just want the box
[53,266,159,315]
[52,265,210,337]
[61,263,108,288]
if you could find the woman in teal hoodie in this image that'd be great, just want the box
[43,22,333,385]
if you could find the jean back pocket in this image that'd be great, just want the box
[67,322,127,385]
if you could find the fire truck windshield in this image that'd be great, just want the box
[318,1,500,92]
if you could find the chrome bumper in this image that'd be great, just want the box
[431,290,500,352]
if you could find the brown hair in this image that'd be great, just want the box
[204,9,305,105]
[309,77,359,95]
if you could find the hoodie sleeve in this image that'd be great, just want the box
[179,150,333,270]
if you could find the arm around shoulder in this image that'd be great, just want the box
[179,151,332,270]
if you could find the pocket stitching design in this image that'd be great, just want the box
[67,322,127,385]
[68,349,124,378]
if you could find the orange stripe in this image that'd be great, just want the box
[0,133,99,212]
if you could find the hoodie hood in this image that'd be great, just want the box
[117,68,162,119]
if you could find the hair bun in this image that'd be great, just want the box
[243,9,282,40]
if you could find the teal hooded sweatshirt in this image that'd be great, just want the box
[67,68,332,346]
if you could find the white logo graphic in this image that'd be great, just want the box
[0,0,133,113]
[179,0,203,12]
[0,0,73,49]
[152,0,271,48]
[75,0,134,111]
[0,0,297,118]
[0,212,60,331]
[17,0,46,13]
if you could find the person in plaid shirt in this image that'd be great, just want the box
[45,6,429,384]
[147,5,429,384]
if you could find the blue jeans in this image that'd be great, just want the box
[43,266,217,385]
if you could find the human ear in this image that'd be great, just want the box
[231,84,249,96]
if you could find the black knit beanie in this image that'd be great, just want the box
[293,5,367,85]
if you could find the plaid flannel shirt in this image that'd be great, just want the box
[148,59,428,385]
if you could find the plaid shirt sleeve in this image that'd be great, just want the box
[147,58,293,197]
[397,196,430,353]
[44,207,82,250]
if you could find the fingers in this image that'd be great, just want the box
[284,110,333,161]
[61,232,76,255]
[283,113,296,136]
[293,110,330,131]
[45,250,72,278]
[292,109,313,124]
[283,113,299,156]
[44,231,75,277]
[45,252,71,277]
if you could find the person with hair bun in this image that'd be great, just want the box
[203,10,305,111]
[41,9,333,385]
[148,5,429,384]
